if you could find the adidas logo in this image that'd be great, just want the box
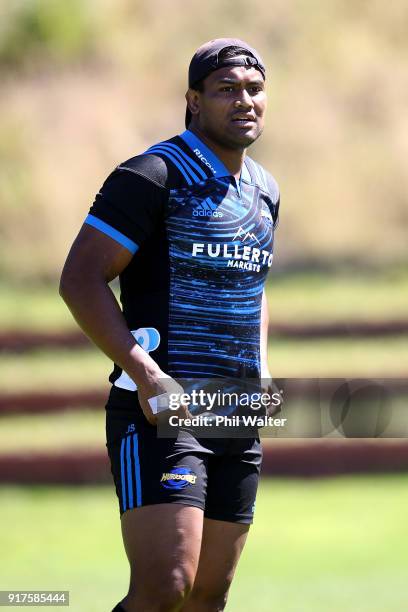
[232,226,260,244]
[193,198,223,218]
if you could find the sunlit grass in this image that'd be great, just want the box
[0,348,110,391]
[0,282,120,331]
[265,271,408,323]
[0,410,105,453]
[1,272,408,331]
[268,336,408,377]
[1,476,408,611]
[0,335,406,394]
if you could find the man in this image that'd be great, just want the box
[60,38,280,612]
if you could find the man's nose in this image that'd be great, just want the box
[234,89,253,109]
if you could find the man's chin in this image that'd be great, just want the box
[226,126,262,149]
[229,133,260,149]
[204,124,262,151]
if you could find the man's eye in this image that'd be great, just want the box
[250,86,263,93]
[220,86,234,92]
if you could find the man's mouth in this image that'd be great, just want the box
[231,115,256,126]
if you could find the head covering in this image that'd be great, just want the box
[185,38,265,128]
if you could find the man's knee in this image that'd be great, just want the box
[186,583,229,611]
[126,567,194,612]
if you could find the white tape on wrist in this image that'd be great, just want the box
[148,393,171,415]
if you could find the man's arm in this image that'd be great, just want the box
[59,224,187,423]
[260,289,271,378]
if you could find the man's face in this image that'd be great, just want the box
[187,64,267,150]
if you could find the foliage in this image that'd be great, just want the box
[0,0,96,67]
[0,0,407,280]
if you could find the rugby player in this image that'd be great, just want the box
[60,38,280,612]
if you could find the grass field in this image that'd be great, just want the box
[1,476,408,612]
[1,272,408,331]
[0,410,105,453]
[1,274,407,610]
[1,334,407,395]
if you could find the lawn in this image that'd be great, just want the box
[1,476,407,611]
[264,270,408,324]
[0,410,105,453]
[1,335,406,395]
[1,271,408,331]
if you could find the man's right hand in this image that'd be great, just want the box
[137,371,193,426]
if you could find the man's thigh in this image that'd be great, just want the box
[106,409,211,609]
[179,439,261,610]
[121,503,204,596]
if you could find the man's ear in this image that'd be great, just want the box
[185,89,200,120]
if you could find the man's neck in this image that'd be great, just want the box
[188,126,245,181]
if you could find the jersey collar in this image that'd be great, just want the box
[179,129,230,178]
[180,129,252,197]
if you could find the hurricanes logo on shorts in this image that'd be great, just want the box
[160,467,197,490]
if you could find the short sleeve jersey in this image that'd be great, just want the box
[85,129,280,393]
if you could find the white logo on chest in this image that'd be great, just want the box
[232,226,260,244]
[191,224,273,272]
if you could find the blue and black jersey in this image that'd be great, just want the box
[85,129,280,392]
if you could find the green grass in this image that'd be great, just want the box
[268,336,408,377]
[0,283,76,331]
[0,348,110,392]
[264,271,408,324]
[1,272,408,331]
[0,335,406,394]
[229,476,408,612]
[1,476,408,611]
[0,410,105,453]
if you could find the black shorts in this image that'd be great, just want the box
[105,390,262,524]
